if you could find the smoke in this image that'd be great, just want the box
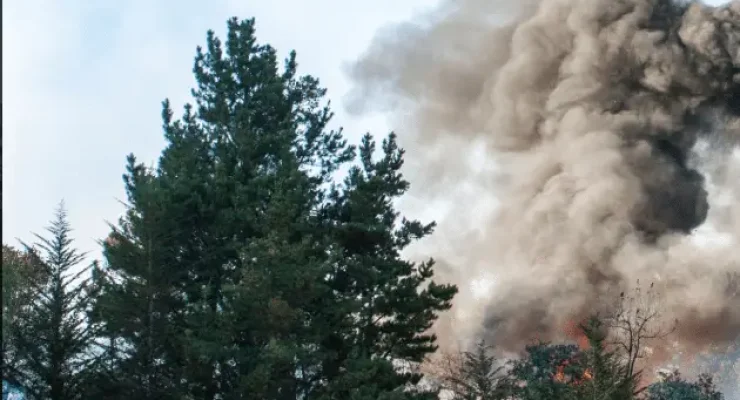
[346,0,740,373]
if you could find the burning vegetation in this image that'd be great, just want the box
[348,0,740,385]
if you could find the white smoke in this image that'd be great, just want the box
[348,0,740,378]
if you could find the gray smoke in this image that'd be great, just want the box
[347,0,740,370]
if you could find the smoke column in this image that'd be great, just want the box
[346,0,740,379]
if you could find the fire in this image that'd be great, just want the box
[553,364,594,385]
[562,319,591,350]
[555,366,566,383]
[549,320,599,385]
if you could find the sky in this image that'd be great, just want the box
[2,0,440,258]
[2,0,731,259]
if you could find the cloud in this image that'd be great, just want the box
[3,0,438,258]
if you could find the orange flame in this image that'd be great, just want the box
[554,365,566,382]
[562,319,591,349]
[553,362,594,385]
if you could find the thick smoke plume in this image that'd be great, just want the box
[346,0,740,375]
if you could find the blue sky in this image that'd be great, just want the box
[2,0,731,258]
[3,0,439,257]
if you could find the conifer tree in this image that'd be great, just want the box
[86,157,187,399]
[575,316,640,400]
[7,204,94,400]
[310,133,457,399]
[507,343,585,400]
[90,17,456,399]
[152,18,354,398]
[434,340,510,400]
[89,16,352,399]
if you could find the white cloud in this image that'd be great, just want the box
[3,0,438,258]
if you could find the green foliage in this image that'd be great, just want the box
[310,133,457,399]
[437,340,510,400]
[434,315,721,400]
[86,17,455,400]
[8,13,728,400]
[502,317,642,400]
[2,246,25,334]
[5,204,95,400]
[507,342,585,399]
[85,158,187,399]
[2,245,42,385]
[645,371,723,400]
[457,341,509,400]
[573,316,640,400]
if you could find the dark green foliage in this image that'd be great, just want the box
[2,246,33,333]
[574,316,640,400]
[85,158,187,399]
[507,342,585,399]
[497,316,641,400]
[428,313,731,400]
[87,17,455,400]
[310,133,457,399]
[2,245,45,392]
[9,13,728,400]
[2,245,43,378]
[645,371,723,400]
[5,204,95,400]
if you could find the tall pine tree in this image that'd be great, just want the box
[90,17,456,399]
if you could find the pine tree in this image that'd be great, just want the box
[91,17,353,399]
[85,157,187,399]
[310,133,458,399]
[157,18,353,398]
[90,17,456,399]
[7,203,95,400]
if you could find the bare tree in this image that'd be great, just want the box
[602,281,678,391]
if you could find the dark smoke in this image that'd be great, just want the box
[346,0,740,375]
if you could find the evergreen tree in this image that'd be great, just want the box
[85,158,187,399]
[310,133,457,399]
[575,316,640,400]
[507,343,585,400]
[645,370,723,400]
[153,18,354,398]
[7,204,95,400]
[90,17,455,399]
[89,16,353,399]
[435,340,510,400]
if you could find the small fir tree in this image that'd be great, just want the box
[8,204,95,400]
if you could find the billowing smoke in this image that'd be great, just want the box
[346,0,740,375]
